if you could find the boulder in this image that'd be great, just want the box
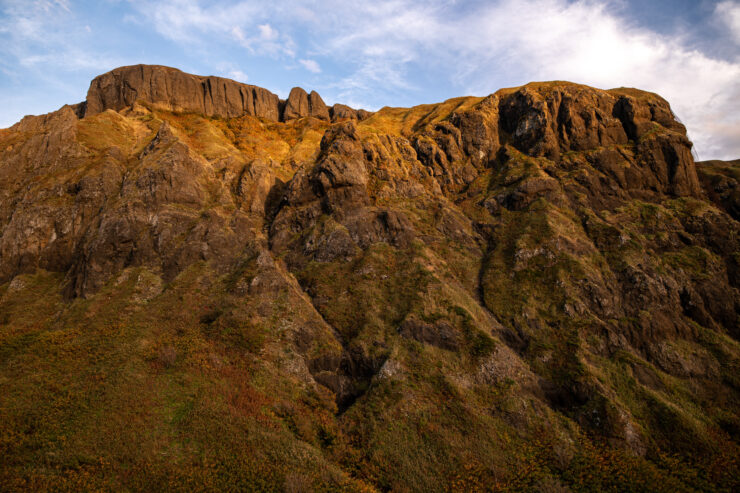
[330,103,358,122]
[282,87,330,121]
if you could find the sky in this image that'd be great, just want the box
[1,0,739,160]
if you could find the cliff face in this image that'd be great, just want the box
[84,64,283,120]
[84,64,362,123]
[698,158,740,220]
[0,67,738,491]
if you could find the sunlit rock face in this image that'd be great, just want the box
[84,64,360,124]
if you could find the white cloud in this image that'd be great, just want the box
[0,0,129,127]
[228,69,248,82]
[257,23,278,41]
[299,58,321,73]
[126,0,260,42]
[231,26,247,43]
[716,1,740,46]
[0,0,122,72]
[128,1,295,56]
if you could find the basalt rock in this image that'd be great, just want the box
[329,104,372,122]
[84,64,364,123]
[697,159,740,220]
[281,87,331,121]
[330,103,358,122]
[85,64,282,120]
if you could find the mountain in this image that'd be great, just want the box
[0,65,738,492]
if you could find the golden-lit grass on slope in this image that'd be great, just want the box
[80,104,330,168]
[151,109,330,183]
[358,96,483,137]
[492,80,601,96]
[489,80,657,100]
[76,110,149,153]
[0,128,29,154]
[608,86,670,101]
[75,106,333,206]
[156,110,239,161]
[219,115,329,166]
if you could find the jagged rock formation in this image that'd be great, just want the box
[0,67,738,492]
[282,87,330,121]
[85,64,282,120]
[84,64,366,123]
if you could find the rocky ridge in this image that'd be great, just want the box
[0,66,738,491]
[84,64,368,123]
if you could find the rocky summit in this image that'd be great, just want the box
[82,64,369,123]
[0,65,738,492]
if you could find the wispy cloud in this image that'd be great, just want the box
[126,0,261,42]
[716,1,740,46]
[0,0,122,72]
[230,23,294,56]
[228,69,248,82]
[299,58,320,73]
[128,1,295,57]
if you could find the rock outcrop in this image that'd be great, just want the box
[697,159,740,220]
[84,64,366,123]
[329,103,358,121]
[281,87,330,121]
[85,64,282,120]
[329,103,372,122]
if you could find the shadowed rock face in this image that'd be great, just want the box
[1,68,739,491]
[697,159,740,220]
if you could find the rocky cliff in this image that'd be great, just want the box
[698,158,740,220]
[0,67,737,492]
[84,64,365,123]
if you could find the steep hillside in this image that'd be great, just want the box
[0,65,738,492]
[697,159,740,221]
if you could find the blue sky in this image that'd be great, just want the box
[1,0,739,159]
